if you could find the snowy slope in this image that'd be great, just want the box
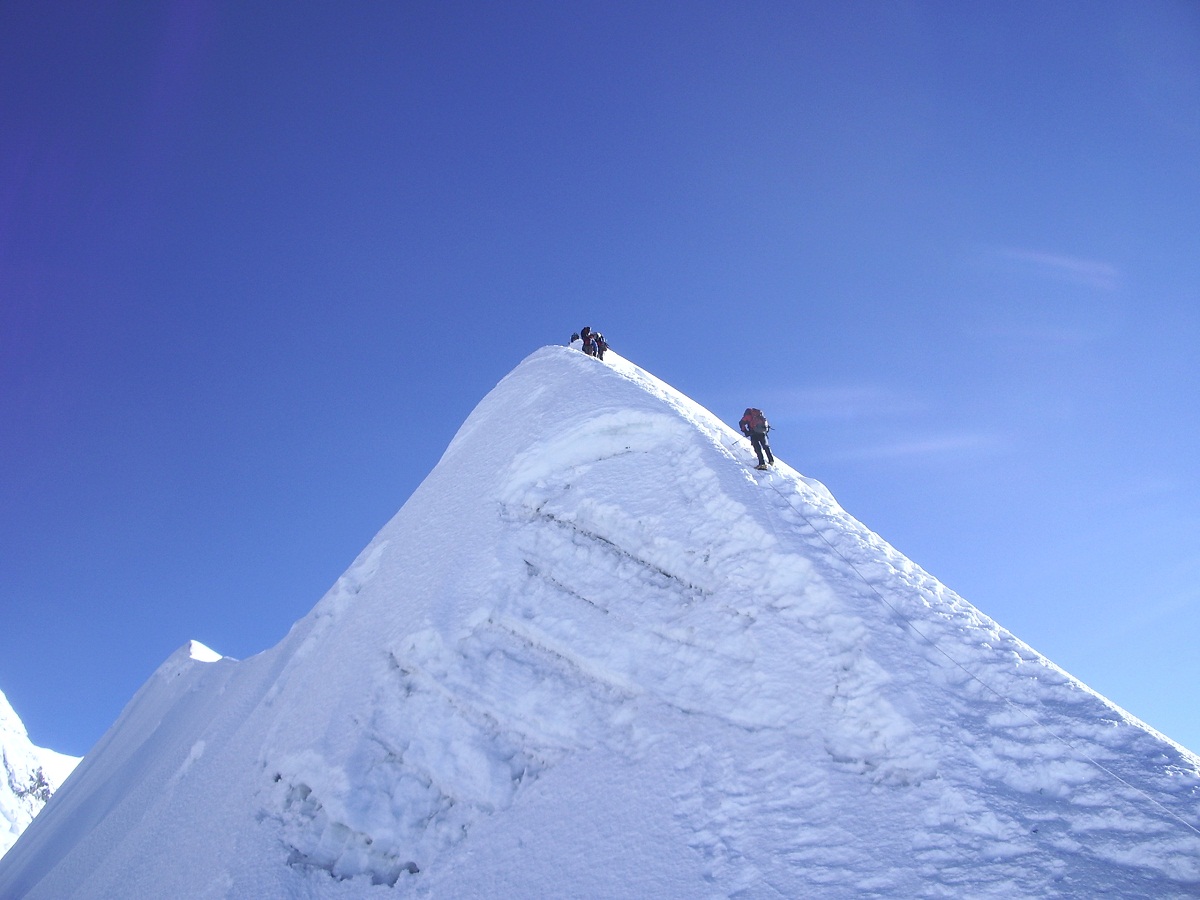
[1,345,1198,898]
[0,688,79,861]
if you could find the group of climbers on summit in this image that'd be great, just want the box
[570,326,608,360]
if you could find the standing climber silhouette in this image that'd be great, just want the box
[739,407,774,470]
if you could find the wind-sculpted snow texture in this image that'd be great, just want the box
[2,346,1198,898]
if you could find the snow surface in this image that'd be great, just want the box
[0,688,79,861]
[1,345,1198,898]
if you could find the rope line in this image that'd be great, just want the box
[733,439,1200,839]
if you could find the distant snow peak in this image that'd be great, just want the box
[0,689,79,861]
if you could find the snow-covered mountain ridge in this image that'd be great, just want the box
[0,688,78,861]
[1,345,1197,897]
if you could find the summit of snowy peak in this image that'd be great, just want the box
[185,641,222,663]
[0,690,29,742]
[144,641,230,685]
[1,346,1198,898]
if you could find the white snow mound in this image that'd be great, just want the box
[1,346,1197,898]
[187,640,223,663]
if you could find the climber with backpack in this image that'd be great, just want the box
[739,407,774,470]
[571,325,609,359]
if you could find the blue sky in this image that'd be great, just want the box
[2,1,1197,759]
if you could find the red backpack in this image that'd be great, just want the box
[741,408,768,435]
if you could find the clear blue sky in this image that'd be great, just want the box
[2,2,1197,759]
